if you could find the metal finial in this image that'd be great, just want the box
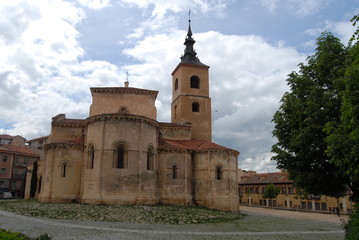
[188,10,191,23]
[124,71,129,88]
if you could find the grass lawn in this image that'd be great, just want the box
[0,200,242,224]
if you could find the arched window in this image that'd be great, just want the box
[172,165,177,179]
[190,75,200,89]
[61,163,67,178]
[216,166,223,180]
[88,145,95,169]
[192,102,200,112]
[175,78,178,90]
[147,146,154,171]
[115,144,127,169]
[174,105,177,119]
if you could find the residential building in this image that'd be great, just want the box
[27,136,49,160]
[0,144,39,198]
[0,134,26,146]
[239,170,353,214]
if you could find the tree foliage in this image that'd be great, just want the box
[263,183,280,208]
[325,40,359,202]
[272,32,348,198]
[263,183,280,199]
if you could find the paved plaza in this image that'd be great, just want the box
[0,206,345,240]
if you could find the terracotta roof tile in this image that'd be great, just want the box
[0,134,13,139]
[0,144,40,157]
[90,87,158,98]
[239,172,292,185]
[159,139,239,153]
[27,136,49,143]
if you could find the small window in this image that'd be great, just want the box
[1,168,5,174]
[172,165,177,179]
[190,75,200,89]
[61,163,67,178]
[115,144,127,169]
[147,147,154,171]
[192,102,200,112]
[216,166,223,180]
[88,145,95,169]
[2,156,7,162]
[175,78,178,90]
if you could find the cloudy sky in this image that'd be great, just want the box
[0,0,357,172]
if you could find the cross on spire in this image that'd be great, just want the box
[124,71,129,87]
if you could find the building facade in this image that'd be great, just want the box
[31,22,240,211]
[0,135,26,146]
[238,170,353,214]
[0,144,39,198]
[27,136,49,160]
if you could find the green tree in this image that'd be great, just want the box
[262,183,280,209]
[272,32,348,198]
[30,161,38,198]
[325,14,359,203]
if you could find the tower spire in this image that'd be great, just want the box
[180,11,205,66]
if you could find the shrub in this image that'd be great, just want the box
[345,204,359,240]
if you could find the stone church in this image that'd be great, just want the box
[34,22,240,211]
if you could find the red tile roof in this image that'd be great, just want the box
[90,87,158,98]
[0,144,40,157]
[159,138,239,153]
[0,134,13,139]
[239,172,292,185]
[27,136,49,143]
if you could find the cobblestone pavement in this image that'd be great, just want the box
[0,209,344,240]
[240,205,348,223]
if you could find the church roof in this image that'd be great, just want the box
[239,172,291,185]
[90,87,158,98]
[0,134,13,140]
[179,19,208,67]
[27,135,49,143]
[159,138,239,154]
[0,144,40,157]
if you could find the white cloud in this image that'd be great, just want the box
[0,0,121,138]
[78,0,111,9]
[260,0,279,13]
[121,0,230,39]
[305,20,356,45]
[288,0,332,17]
[259,0,333,17]
[122,30,305,172]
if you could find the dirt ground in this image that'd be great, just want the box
[240,205,348,224]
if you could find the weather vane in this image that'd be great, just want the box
[188,10,191,22]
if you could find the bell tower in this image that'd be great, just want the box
[171,19,212,142]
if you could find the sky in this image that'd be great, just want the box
[0,0,358,173]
